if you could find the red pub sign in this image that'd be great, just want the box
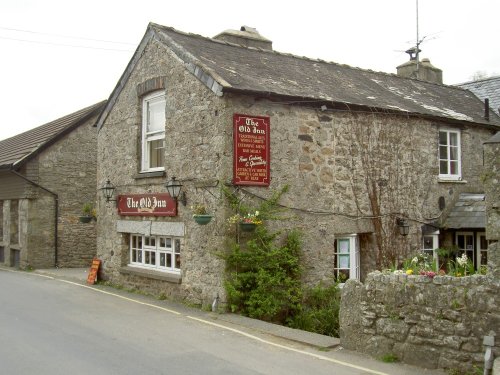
[233,114,270,186]
[117,193,177,216]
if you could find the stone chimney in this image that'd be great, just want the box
[213,26,273,50]
[397,54,443,84]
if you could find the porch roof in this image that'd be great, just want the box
[442,193,486,229]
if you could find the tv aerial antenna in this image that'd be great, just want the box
[403,0,440,77]
[404,0,423,69]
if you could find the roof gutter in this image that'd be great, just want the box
[10,169,59,267]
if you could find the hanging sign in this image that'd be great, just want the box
[117,193,177,216]
[233,114,270,186]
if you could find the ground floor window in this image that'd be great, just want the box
[130,234,181,273]
[422,231,439,268]
[455,231,494,271]
[333,234,360,283]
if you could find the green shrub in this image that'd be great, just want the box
[221,185,341,335]
[221,185,303,324]
[289,282,341,337]
[224,230,303,323]
[380,353,398,363]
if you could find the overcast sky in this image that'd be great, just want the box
[1,0,499,141]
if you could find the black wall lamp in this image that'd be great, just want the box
[165,176,187,206]
[102,179,116,203]
[396,218,410,236]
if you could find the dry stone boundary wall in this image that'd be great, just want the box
[340,262,500,373]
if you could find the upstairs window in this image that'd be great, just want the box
[141,91,166,172]
[439,130,461,180]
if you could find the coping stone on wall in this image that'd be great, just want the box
[116,220,185,236]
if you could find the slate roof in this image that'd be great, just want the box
[457,76,500,116]
[98,23,500,130]
[442,193,486,229]
[485,131,500,144]
[0,101,106,170]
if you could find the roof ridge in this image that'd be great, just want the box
[456,75,500,86]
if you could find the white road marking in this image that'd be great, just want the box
[3,268,389,375]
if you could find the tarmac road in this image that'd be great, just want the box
[0,267,446,375]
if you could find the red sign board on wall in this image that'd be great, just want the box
[233,114,270,186]
[117,193,177,216]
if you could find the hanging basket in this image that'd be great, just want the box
[239,222,257,232]
[193,214,213,225]
[79,216,93,223]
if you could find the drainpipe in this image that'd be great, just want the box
[10,169,59,267]
[484,98,490,121]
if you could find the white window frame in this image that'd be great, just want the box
[456,231,474,264]
[476,232,492,269]
[130,234,181,274]
[438,129,462,181]
[421,231,439,269]
[141,91,166,172]
[334,234,360,284]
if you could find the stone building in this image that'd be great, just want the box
[0,101,105,269]
[95,23,500,306]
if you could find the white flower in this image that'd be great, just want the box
[412,257,418,264]
[457,253,468,267]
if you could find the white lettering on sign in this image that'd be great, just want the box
[238,118,266,135]
[126,196,167,210]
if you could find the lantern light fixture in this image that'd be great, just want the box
[102,179,116,203]
[396,217,410,236]
[165,176,187,206]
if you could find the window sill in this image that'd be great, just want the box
[119,266,181,284]
[438,178,467,184]
[134,171,166,180]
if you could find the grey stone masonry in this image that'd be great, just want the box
[35,115,99,268]
[340,272,500,373]
[97,31,498,307]
[484,139,500,241]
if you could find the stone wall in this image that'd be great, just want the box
[97,39,228,306]
[26,195,55,268]
[340,272,499,373]
[484,139,500,241]
[224,97,494,282]
[35,115,98,268]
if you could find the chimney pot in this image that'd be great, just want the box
[213,26,273,50]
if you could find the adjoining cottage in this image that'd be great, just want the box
[95,23,500,305]
[457,75,500,116]
[0,101,106,269]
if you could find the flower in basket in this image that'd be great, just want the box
[228,211,262,225]
[191,203,208,216]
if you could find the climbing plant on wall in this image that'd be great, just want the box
[220,185,303,323]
